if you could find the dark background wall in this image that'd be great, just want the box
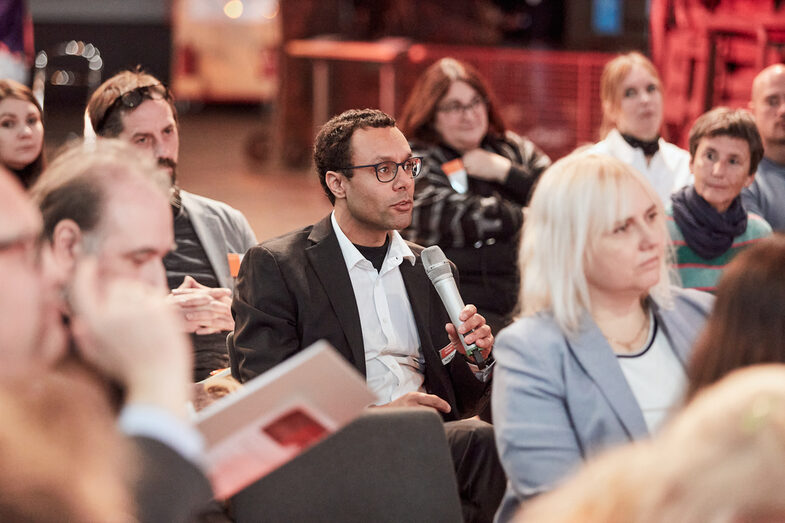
[26,0,651,158]
[30,0,172,83]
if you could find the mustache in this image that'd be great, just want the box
[157,157,178,187]
[158,157,177,170]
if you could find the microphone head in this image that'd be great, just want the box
[421,245,452,282]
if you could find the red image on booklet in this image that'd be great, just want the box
[263,408,330,451]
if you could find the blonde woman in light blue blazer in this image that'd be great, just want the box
[492,153,713,522]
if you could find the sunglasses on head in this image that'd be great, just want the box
[96,83,171,133]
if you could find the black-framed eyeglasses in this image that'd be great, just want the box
[340,157,423,183]
[437,96,487,117]
[96,83,171,133]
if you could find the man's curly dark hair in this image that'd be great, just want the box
[313,109,396,204]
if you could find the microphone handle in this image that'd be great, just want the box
[432,278,484,366]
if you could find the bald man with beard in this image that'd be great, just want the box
[742,64,785,231]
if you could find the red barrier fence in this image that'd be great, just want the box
[282,41,614,163]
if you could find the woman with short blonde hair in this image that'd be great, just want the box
[492,152,713,521]
[519,153,673,333]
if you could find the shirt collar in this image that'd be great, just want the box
[331,211,416,272]
[608,128,666,159]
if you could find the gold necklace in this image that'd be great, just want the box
[602,312,650,352]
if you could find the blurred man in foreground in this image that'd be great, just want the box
[1,141,213,522]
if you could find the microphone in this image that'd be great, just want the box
[421,245,485,368]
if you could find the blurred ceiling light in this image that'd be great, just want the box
[51,70,75,86]
[264,1,279,19]
[224,0,243,19]
[35,51,48,68]
[64,40,79,55]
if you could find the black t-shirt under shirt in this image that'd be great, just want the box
[354,236,390,273]
[163,206,229,381]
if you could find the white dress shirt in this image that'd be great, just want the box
[592,128,693,206]
[331,213,425,405]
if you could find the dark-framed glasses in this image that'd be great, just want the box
[97,83,171,133]
[437,96,487,117]
[341,156,423,183]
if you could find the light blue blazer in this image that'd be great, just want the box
[492,287,714,522]
[181,190,257,290]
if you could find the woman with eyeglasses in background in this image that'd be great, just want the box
[398,57,550,336]
[0,79,44,188]
[592,52,692,206]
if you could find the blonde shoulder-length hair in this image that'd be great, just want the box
[519,152,672,334]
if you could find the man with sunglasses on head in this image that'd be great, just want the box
[229,109,506,523]
[85,69,257,381]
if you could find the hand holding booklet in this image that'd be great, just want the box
[193,340,376,499]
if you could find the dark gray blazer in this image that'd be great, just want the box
[133,436,215,523]
[491,287,714,521]
[228,215,490,420]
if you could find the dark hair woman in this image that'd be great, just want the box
[398,57,550,334]
[667,107,771,292]
[0,79,44,188]
[685,234,785,401]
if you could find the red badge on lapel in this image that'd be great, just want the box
[439,343,456,365]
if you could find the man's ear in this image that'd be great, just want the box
[325,170,347,200]
[50,219,84,274]
[744,171,756,188]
